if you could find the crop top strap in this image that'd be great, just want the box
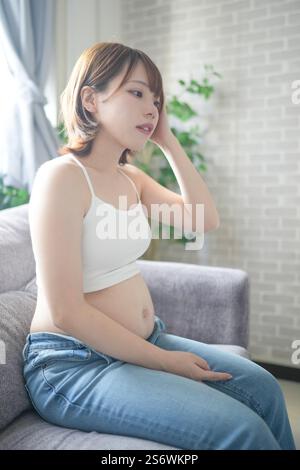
[69,154,95,198]
[117,167,140,204]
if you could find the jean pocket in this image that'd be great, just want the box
[29,346,92,369]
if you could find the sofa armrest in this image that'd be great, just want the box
[136,260,249,348]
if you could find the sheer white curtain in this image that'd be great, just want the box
[0,43,13,178]
[0,0,60,192]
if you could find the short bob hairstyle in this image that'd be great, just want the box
[58,42,165,165]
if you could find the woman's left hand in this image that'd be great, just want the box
[149,102,174,147]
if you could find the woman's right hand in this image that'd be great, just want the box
[160,350,233,382]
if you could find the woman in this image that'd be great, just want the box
[22,42,296,450]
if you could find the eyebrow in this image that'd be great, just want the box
[126,80,150,88]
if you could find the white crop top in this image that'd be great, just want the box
[36,154,152,293]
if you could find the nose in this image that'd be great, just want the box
[145,109,156,120]
[144,102,157,119]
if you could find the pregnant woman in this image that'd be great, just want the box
[23,42,295,450]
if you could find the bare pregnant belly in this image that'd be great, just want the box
[30,273,156,340]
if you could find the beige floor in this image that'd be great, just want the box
[278,379,300,449]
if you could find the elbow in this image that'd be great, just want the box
[53,317,65,329]
[188,219,220,235]
[204,217,220,233]
[194,206,220,233]
[207,209,221,231]
[184,207,220,234]
[51,308,68,329]
[51,299,85,329]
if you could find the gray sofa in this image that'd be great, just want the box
[0,203,250,450]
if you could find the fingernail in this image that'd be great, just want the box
[227,375,233,379]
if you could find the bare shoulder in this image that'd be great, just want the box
[31,156,89,215]
[37,155,84,179]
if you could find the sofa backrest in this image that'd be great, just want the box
[0,204,35,294]
[0,204,37,430]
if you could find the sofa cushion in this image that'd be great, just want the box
[0,289,36,430]
[0,410,180,450]
[0,204,35,294]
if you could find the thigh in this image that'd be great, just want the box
[154,330,281,420]
[26,348,280,450]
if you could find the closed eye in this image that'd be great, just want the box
[130,90,161,109]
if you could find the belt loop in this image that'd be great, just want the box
[22,338,30,361]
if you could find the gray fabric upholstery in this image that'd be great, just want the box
[0,290,36,430]
[0,203,250,449]
[136,259,250,349]
[0,411,180,450]
[0,205,35,294]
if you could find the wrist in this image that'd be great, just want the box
[156,133,177,152]
[155,347,170,372]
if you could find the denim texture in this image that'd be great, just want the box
[22,315,296,450]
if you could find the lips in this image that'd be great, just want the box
[136,122,154,134]
[136,127,152,136]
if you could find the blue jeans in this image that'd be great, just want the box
[22,315,296,450]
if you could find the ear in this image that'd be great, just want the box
[81,86,97,113]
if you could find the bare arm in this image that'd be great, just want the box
[29,159,166,371]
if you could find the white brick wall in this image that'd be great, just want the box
[122,0,300,368]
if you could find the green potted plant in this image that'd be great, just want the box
[133,64,222,260]
[0,176,30,210]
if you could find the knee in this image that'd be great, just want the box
[255,365,283,397]
[238,412,280,450]
[205,407,280,450]
[249,363,285,413]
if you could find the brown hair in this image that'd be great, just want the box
[57,42,165,165]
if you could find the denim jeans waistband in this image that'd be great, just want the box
[22,315,166,361]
